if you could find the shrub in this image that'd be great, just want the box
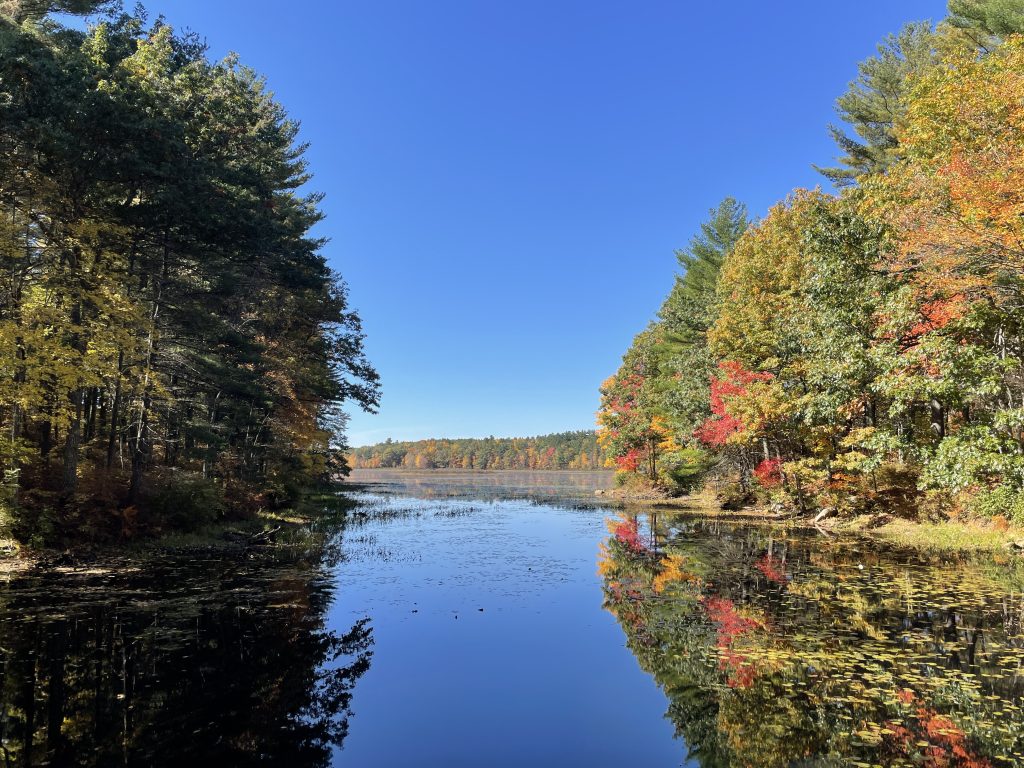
[970,484,1024,526]
[142,471,225,532]
[0,468,17,540]
[718,482,754,510]
[660,447,714,494]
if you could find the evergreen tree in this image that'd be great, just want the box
[948,0,1024,42]
[0,7,378,540]
[654,198,749,444]
[818,22,938,185]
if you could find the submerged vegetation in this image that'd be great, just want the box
[0,3,378,543]
[600,511,1024,766]
[348,431,606,471]
[599,1,1024,531]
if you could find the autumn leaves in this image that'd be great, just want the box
[599,12,1024,522]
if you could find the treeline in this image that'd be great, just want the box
[0,3,378,541]
[599,0,1024,522]
[349,431,605,471]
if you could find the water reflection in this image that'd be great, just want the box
[0,551,372,767]
[11,471,1018,767]
[600,513,1024,767]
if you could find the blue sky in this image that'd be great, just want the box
[130,0,946,446]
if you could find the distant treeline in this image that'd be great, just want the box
[349,431,606,470]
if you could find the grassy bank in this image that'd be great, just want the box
[833,517,1021,554]
[606,488,1024,555]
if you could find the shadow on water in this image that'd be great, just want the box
[0,546,372,767]
[600,511,1024,767]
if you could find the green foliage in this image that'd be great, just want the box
[142,471,225,532]
[0,0,114,22]
[920,426,1024,493]
[598,199,749,493]
[948,0,1024,40]
[0,468,17,538]
[653,198,751,444]
[969,484,1024,524]
[0,8,378,540]
[659,197,750,346]
[659,447,713,493]
[818,21,939,184]
[602,6,1024,522]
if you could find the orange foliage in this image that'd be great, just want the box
[882,689,991,768]
[866,39,1024,312]
[652,553,698,594]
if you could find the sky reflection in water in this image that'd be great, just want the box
[2,470,1022,766]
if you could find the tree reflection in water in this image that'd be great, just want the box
[600,512,1024,768]
[0,551,372,767]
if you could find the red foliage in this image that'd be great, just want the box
[755,554,787,584]
[702,596,763,688]
[694,412,744,447]
[907,296,966,340]
[882,690,991,768]
[605,581,647,629]
[612,517,648,554]
[615,449,643,472]
[695,361,773,447]
[753,457,783,488]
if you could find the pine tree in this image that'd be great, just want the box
[817,22,938,185]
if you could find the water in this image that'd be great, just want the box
[1,470,1022,766]
[601,512,1024,767]
[331,470,679,767]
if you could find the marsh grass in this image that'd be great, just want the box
[867,518,1020,554]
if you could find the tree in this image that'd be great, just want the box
[0,10,378,540]
[948,0,1024,42]
[0,0,113,22]
[818,22,939,185]
[654,199,750,441]
[598,330,669,482]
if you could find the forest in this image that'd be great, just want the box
[348,431,605,471]
[599,0,1024,523]
[0,2,379,542]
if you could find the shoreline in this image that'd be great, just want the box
[0,491,357,576]
[3,481,1020,573]
[603,489,1023,555]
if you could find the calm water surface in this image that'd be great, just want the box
[1,469,1023,766]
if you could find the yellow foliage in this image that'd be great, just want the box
[652,553,697,593]
[711,191,828,369]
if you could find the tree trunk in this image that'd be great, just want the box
[930,398,945,439]
[62,309,84,496]
[127,238,168,504]
[127,396,149,504]
[62,248,87,498]
[62,390,83,497]
[106,351,124,470]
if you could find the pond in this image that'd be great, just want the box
[1,470,1022,766]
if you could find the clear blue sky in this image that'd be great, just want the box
[131,0,946,446]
